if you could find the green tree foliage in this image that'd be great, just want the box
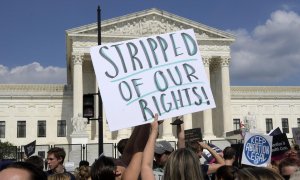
[0,140,17,160]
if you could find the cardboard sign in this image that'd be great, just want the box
[184,128,202,142]
[292,128,300,145]
[90,29,216,131]
[242,133,273,167]
[64,162,75,172]
[271,133,291,157]
[24,140,36,157]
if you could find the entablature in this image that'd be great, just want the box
[0,84,73,99]
[231,86,300,99]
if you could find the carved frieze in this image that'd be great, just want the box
[8,104,15,108]
[48,104,55,108]
[81,14,224,40]
[28,105,36,108]
[199,45,230,52]
[73,41,97,48]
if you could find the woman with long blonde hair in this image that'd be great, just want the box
[163,148,204,180]
[141,114,204,180]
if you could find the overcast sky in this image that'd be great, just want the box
[0,0,300,86]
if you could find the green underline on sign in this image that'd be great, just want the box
[126,81,204,105]
[110,58,198,82]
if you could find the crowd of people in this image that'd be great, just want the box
[0,114,300,180]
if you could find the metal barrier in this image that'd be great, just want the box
[85,143,115,164]
[7,137,297,168]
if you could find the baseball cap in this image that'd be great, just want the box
[155,141,174,155]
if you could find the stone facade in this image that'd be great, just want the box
[0,9,299,148]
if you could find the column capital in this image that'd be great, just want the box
[210,59,220,73]
[221,56,231,67]
[72,54,84,65]
[202,56,211,66]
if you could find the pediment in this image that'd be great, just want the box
[67,8,234,41]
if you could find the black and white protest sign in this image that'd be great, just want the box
[268,127,290,157]
[90,29,216,131]
[24,140,36,157]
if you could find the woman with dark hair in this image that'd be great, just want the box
[90,120,151,180]
[90,155,115,180]
[235,167,284,180]
[215,165,236,180]
[223,146,236,166]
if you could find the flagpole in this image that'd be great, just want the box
[97,5,103,156]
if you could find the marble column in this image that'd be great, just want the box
[71,54,88,143]
[256,105,264,133]
[202,57,215,139]
[72,54,83,119]
[118,128,130,139]
[221,57,232,135]
[183,114,193,130]
[162,118,174,140]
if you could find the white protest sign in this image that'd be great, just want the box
[241,133,273,167]
[64,161,75,172]
[292,128,300,145]
[90,29,215,131]
[154,171,164,180]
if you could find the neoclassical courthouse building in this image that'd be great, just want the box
[1,8,300,149]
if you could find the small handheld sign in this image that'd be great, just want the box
[24,140,36,157]
[184,128,202,142]
[241,133,272,167]
[271,133,291,157]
